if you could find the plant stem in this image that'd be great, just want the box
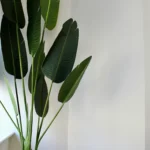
[0,101,19,131]
[14,78,25,149]
[13,0,28,140]
[38,103,65,144]
[9,21,24,141]
[14,78,24,135]
[29,1,53,148]
[8,21,25,148]
[37,82,53,139]
[35,117,40,150]
[16,23,29,131]
[16,117,24,149]
[28,57,35,148]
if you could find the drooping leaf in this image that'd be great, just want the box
[42,19,79,83]
[41,0,60,30]
[4,76,18,116]
[58,56,92,103]
[27,0,41,56]
[1,16,28,79]
[35,75,48,117]
[28,42,45,93]
[0,0,25,28]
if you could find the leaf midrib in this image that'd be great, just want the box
[52,21,73,80]
[45,0,51,26]
[63,65,88,102]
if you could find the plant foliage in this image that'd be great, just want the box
[0,0,92,150]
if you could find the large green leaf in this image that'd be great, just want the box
[4,76,18,116]
[58,56,92,103]
[0,0,25,28]
[42,19,79,83]
[41,0,60,30]
[28,42,45,93]
[1,16,28,79]
[27,0,41,56]
[35,75,48,117]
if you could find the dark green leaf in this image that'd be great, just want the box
[58,56,92,103]
[28,42,45,93]
[27,0,41,56]
[1,16,28,79]
[41,0,60,30]
[0,0,25,28]
[42,19,79,83]
[35,75,48,117]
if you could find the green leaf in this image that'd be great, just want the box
[35,75,48,117]
[0,0,25,28]
[27,0,41,56]
[1,15,28,79]
[41,0,60,30]
[42,19,79,83]
[58,56,92,103]
[28,42,45,93]
[4,76,18,116]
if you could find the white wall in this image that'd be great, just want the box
[0,0,146,150]
[143,0,150,150]
[68,0,145,150]
[0,0,71,150]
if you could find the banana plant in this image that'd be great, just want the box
[0,0,92,150]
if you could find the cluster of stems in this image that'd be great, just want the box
[0,0,65,150]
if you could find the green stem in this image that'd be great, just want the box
[14,78,24,135]
[35,117,40,150]
[38,103,65,144]
[0,101,19,131]
[16,23,28,131]
[37,82,53,140]
[28,57,35,148]
[14,78,24,148]
[29,12,48,143]
[9,21,24,148]
[16,117,24,149]
[9,20,24,143]
[0,101,24,148]
[13,0,28,139]
[29,1,53,148]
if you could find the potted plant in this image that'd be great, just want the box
[0,0,92,149]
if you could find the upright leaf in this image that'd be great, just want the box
[1,16,28,79]
[4,76,18,116]
[41,0,60,30]
[42,19,79,83]
[0,0,25,28]
[58,56,92,103]
[27,0,41,56]
[35,75,48,117]
[28,42,45,93]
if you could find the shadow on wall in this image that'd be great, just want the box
[97,55,131,102]
[8,134,21,150]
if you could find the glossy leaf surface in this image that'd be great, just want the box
[1,0,25,28]
[42,19,79,83]
[58,56,92,103]
[27,0,41,56]
[1,16,28,79]
[28,42,45,93]
[35,75,48,117]
[41,0,60,30]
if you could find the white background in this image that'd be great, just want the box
[144,0,150,150]
[68,0,145,150]
[0,0,146,150]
